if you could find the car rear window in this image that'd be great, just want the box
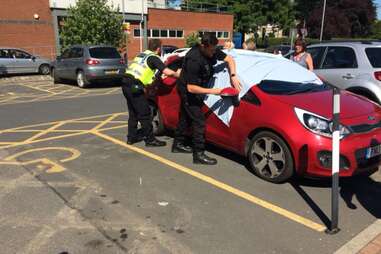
[365,48,381,68]
[89,47,120,59]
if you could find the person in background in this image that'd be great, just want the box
[223,40,235,50]
[290,38,313,71]
[245,39,256,51]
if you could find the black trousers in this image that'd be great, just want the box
[174,91,206,152]
[122,80,154,142]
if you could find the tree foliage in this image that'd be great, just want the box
[184,0,295,34]
[303,0,377,39]
[185,32,200,47]
[60,0,123,51]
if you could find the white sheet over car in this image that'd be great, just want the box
[204,49,323,126]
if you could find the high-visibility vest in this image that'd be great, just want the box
[126,50,159,86]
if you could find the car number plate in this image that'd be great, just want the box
[365,144,381,159]
[105,70,118,75]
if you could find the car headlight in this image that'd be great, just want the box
[294,108,351,139]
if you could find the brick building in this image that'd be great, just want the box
[0,0,233,60]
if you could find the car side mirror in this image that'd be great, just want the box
[31,56,36,61]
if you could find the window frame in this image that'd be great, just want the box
[321,46,358,69]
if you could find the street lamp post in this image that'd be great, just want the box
[320,0,327,42]
[140,0,144,52]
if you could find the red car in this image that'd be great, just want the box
[148,55,381,183]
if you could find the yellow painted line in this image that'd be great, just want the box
[4,147,81,163]
[24,122,66,142]
[19,84,57,94]
[98,124,128,132]
[92,131,326,232]
[92,113,122,131]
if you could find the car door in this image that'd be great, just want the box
[55,48,72,79]
[315,46,360,89]
[0,49,14,74]
[14,49,36,73]
[66,47,84,80]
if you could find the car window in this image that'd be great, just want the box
[322,46,358,69]
[365,48,381,68]
[257,80,330,95]
[89,47,120,59]
[306,47,326,69]
[0,49,12,58]
[61,49,71,59]
[71,47,84,58]
[14,50,32,59]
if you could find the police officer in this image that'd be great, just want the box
[122,39,180,146]
[172,33,241,165]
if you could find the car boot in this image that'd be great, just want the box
[145,137,167,147]
[193,151,217,165]
[171,141,193,153]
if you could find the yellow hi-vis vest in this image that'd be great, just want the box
[126,50,159,86]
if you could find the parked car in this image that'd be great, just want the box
[286,41,381,104]
[51,45,125,88]
[0,47,51,75]
[148,51,381,183]
[162,47,190,62]
[160,45,178,60]
[265,44,291,56]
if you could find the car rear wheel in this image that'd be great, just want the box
[248,131,294,183]
[51,68,60,84]
[76,70,89,88]
[149,103,165,136]
[39,64,50,75]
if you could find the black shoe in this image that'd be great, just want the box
[193,151,217,165]
[127,136,143,145]
[145,138,167,147]
[171,142,193,153]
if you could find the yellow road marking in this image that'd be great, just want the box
[19,84,57,95]
[92,130,326,232]
[24,122,66,142]
[92,113,123,131]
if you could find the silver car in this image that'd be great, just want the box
[51,45,126,88]
[306,41,381,104]
[0,47,51,75]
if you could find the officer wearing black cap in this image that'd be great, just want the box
[123,39,180,146]
[172,32,241,165]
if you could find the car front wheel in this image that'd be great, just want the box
[51,68,60,84]
[248,131,294,183]
[76,70,89,88]
[39,64,50,75]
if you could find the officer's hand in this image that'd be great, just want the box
[231,76,242,91]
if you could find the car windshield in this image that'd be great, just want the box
[365,48,381,68]
[89,47,120,59]
[257,80,330,95]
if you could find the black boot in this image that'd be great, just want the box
[172,141,193,153]
[193,151,217,165]
[145,137,167,147]
[127,136,143,145]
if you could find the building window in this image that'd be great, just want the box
[223,31,229,38]
[160,29,168,37]
[176,30,183,38]
[169,30,176,37]
[152,29,160,37]
[134,29,140,37]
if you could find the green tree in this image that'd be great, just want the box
[60,0,123,51]
[372,20,381,39]
[185,32,200,47]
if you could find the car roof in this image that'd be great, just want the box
[309,40,381,48]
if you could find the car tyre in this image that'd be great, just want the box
[76,70,89,88]
[39,64,50,75]
[248,131,294,183]
[51,68,60,84]
[150,104,165,136]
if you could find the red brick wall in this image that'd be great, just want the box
[0,0,56,59]
[127,8,234,59]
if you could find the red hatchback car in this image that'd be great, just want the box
[147,54,381,183]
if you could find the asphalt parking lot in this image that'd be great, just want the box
[0,76,380,254]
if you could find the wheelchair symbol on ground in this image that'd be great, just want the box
[0,147,81,173]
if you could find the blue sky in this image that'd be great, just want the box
[376,0,381,19]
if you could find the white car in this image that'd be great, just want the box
[162,48,190,62]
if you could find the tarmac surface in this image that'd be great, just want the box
[0,75,380,254]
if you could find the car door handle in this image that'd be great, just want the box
[342,73,355,79]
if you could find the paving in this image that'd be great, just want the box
[0,75,380,254]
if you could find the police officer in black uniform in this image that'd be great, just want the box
[122,39,180,146]
[172,32,241,165]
